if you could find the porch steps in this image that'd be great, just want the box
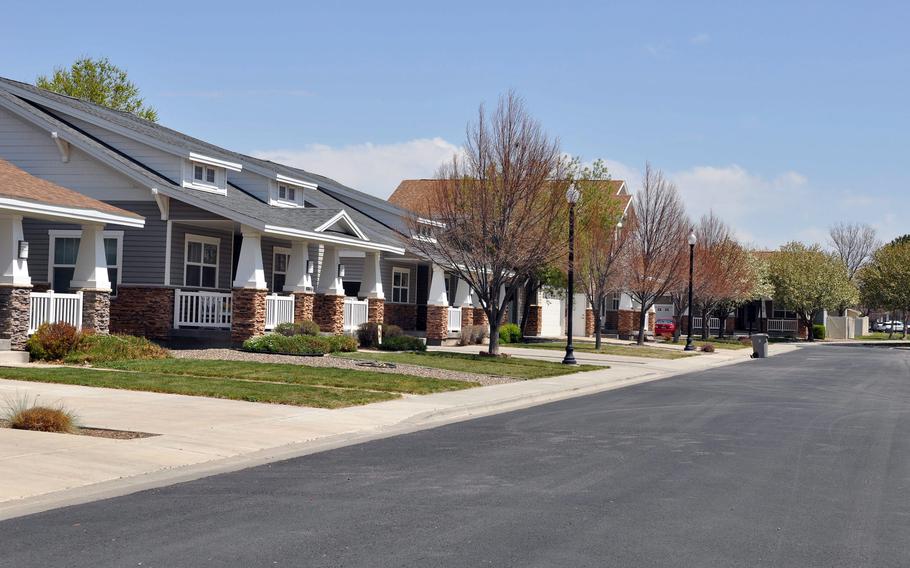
[0,341,29,365]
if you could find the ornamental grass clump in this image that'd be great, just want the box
[3,394,78,434]
[65,334,169,364]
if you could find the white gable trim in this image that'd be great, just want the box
[188,152,242,172]
[276,173,318,190]
[314,210,368,241]
[0,197,145,228]
[263,224,404,254]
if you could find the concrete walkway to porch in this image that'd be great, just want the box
[0,341,800,520]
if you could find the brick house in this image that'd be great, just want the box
[389,179,655,340]
[0,77,481,346]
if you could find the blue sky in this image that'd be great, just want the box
[4,0,908,247]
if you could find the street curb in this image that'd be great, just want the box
[0,349,770,521]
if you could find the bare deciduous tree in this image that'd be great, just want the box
[829,222,879,281]
[572,159,630,349]
[405,92,567,355]
[625,164,688,345]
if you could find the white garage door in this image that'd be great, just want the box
[540,296,564,338]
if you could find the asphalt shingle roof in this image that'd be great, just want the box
[0,77,408,248]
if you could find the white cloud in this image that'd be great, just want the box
[690,33,711,45]
[253,137,460,198]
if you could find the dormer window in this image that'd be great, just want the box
[270,181,305,207]
[182,154,240,195]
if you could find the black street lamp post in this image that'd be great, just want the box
[563,183,581,365]
[684,230,697,351]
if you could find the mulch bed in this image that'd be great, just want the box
[0,419,157,440]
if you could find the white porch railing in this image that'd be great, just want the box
[447,306,462,333]
[343,298,369,333]
[692,316,720,330]
[265,294,295,330]
[174,289,232,329]
[29,290,83,333]
[767,318,798,333]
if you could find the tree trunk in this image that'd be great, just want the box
[594,305,603,349]
[519,278,536,339]
[636,306,648,345]
[701,308,709,341]
[805,316,815,341]
[487,313,501,355]
[718,314,727,339]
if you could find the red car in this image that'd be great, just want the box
[655,318,676,336]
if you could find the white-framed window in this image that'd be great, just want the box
[273,247,290,292]
[270,181,304,207]
[184,234,220,289]
[48,230,123,295]
[610,292,621,311]
[773,304,797,319]
[183,160,226,194]
[391,267,410,303]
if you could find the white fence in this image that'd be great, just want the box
[29,290,83,333]
[767,318,798,333]
[692,316,720,330]
[265,294,295,330]
[343,298,369,333]
[174,289,232,329]
[447,306,462,333]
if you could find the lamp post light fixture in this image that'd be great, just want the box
[562,183,581,365]
[684,230,697,351]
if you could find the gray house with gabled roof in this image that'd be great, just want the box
[0,76,470,345]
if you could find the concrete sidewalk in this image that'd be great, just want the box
[0,343,799,519]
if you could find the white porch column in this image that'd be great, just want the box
[0,215,30,286]
[316,245,344,296]
[454,278,472,307]
[70,223,110,291]
[362,251,384,299]
[232,226,267,289]
[283,240,312,292]
[428,264,449,306]
[498,284,508,309]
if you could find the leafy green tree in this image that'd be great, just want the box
[768,242,858,341]
[858,241,910,338]
[37,57,158,122]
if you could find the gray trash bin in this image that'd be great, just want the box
[751,333,769,358]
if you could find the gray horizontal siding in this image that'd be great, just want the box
[169,199,226,221]
[379,254,417,305]
[0,107,152,202]
[109,201,166,285]
[260,236,293,293]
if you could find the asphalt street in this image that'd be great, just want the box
[2,345,910,567]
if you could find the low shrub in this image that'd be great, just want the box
[458,324,488,346]
[3,394,78,433]
[498,323,522,344]
[357,323,405,348]
[26,322,83,361]
[812,324,826,340]
[243,333,358,355]
[274,320,320,337]
[65,334,169,364]
[378,335,426,352]
[700,343,716,353]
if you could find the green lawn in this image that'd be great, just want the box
[339,351,601,379]
[859,332,908,341]
[101,359,473,395]
[0,360,477,409]
[657,339,750,350]
[507,342,695,360]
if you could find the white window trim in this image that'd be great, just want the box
[183,233,221,289]
[391,266,410,304]
[48,229,124,294]
[270,180,304,207]
[272,246,291,292]
[183,160,227,195]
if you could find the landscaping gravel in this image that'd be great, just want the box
[169,349,514,386]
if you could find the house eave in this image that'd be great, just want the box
[263,224,404,254]
[0,196,145,228]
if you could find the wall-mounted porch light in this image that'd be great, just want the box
[17,240,28,260]
[337,264,346,278]
[306,260,314,274]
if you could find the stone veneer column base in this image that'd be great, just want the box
[367,298,384,325]
[231,288,267,345]
[473,307,489,329]
[110,286,174,340]
[0,286,31,350]
[425,304,449,345]
[584,308,595,337]
[524,305,542,336]
[314,294,345,335]
[617,309,639,339]
[80,290,111,334]
[292,291,315,323]
[460,306,474,328]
